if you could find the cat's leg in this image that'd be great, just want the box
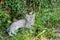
[11,31,16,35]
[8,32,13,36]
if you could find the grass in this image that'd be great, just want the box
[0,1,60,40]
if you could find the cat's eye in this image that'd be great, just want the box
[30,17,32,18]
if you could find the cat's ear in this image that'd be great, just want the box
[29,12,33,15]
[29,12,35,16]
[26,12,32,17]
[26,14,29,18]
[33,13,35,16]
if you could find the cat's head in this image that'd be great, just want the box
[26,12,35,22]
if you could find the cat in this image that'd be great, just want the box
[7,12,35,36]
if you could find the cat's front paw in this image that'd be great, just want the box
[8,32,13,36]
